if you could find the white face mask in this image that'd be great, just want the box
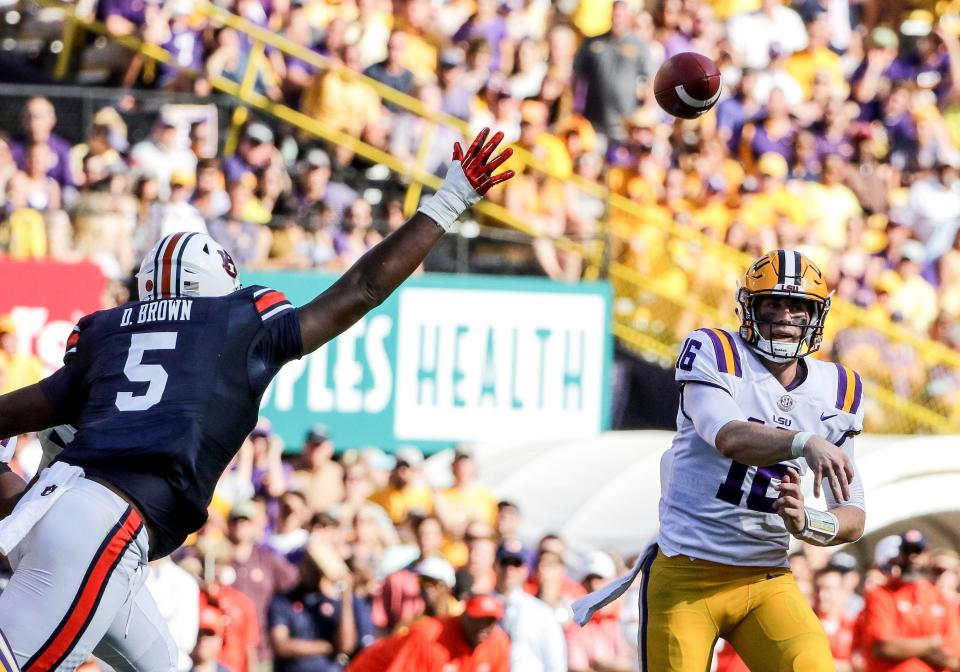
[750,334,806,363]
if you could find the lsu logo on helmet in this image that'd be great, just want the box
[736,249,832,363]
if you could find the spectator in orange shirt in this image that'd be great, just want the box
[347,594,510,672]
[861,530,960,672]
[815,565,858,672]
[190,606,233,672]
[200,568,260,672]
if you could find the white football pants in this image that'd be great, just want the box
[0,478,176,671]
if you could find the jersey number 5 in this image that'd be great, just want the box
[115,332,178,412]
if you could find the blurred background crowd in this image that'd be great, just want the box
[4,0,960,668]
[12,419,960,672]
[2,0,960,427]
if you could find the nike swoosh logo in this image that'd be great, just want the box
[765,574,783,580]
[820,413,838,421]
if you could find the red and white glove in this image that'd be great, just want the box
[418,128,515,231]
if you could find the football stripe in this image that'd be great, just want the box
[842,367,857,413]
[638,546,657,672]
[173,233,198,297]
[160,233,186,299]
[781,249,795,280]
[150,234,167,300]
[851,372,863,414]
[260,304,294,321]
[834,363,860,412]
[717,330,743,377]
[711,329,737,377]
[0,627,17,672]
[698,328,729,374]
[255,291,287,314]
[25,508,142,671]
[674,83,721,109]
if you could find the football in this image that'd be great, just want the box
[653,52,722,120]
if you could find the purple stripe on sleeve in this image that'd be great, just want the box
[720,330,742,376]
[835,363,848,410]
[698,328,728,373]
[851,372,863,414]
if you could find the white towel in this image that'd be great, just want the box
[572,544,655,627]
[0,462,84,555]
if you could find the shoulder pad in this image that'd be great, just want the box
[64,312,96,363]
[676,328,743,391]
[689,328,743,377]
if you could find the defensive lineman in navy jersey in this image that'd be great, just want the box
[0,129,514,671]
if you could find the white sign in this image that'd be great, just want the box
[393,288,607,441]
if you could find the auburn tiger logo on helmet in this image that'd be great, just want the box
[736,249,832,362]
[137,232,242,301]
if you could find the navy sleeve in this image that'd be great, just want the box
[250,287,303,366]
[38,318,90,421]
[267,595,293,630]
[259,307,303,367]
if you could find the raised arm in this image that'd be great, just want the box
[296,128,514,354]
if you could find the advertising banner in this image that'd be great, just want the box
[245,272,613,453]
[0,259,107,372]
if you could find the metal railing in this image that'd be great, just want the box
[28,0,960,432]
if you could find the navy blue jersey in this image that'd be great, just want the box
[40,286,303,558]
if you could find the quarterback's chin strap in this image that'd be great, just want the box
[796,508,840,546]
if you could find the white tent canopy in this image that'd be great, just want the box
[424,432,960,564]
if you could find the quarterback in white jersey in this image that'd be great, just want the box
[660,321,865,567]
[574,249,865,672]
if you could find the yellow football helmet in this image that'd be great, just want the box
[736,249,832,362]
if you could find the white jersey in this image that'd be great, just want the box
[658,327,865,568]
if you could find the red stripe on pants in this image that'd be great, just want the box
[25,508,141,671]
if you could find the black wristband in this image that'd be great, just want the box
[0,462,10,475]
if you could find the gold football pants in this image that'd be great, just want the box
[638,547,835,672]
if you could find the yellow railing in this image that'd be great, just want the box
[609,260,959,434]
[36,0,960,432]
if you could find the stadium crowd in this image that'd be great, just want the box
[2,0,960,425]
[6,419,960,672]
[4,0,960,668]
